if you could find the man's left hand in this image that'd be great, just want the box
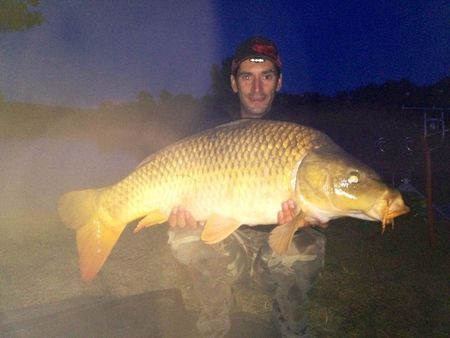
[277,199,296,225]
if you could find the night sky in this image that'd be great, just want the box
[1,0,449,107]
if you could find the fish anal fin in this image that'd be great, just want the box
[134,209,168,233]
[201,214,241,244]
[77,219,125,281]
[269,212,306,255]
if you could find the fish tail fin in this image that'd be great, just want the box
[58,189,125,281]
[58,189,99,230]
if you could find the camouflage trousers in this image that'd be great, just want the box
[168,226,326,338]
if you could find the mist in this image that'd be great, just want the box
[0,135,136,228]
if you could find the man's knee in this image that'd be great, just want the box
[168,229,248,281]
[167,228,204,266]
[253,228,326,289]
[292,227,326,259]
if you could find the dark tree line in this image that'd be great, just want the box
[0,0,44,32]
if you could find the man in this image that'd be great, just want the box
[168,37,326,337]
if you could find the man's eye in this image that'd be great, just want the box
[264,74,274,80]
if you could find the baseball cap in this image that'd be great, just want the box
[231,36,282,75]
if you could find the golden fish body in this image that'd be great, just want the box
[58,119,409,281]
[104,119,329,227]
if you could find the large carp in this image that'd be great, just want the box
[58,119,409,281]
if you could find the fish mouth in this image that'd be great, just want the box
[367,190,410,233]
[380,203,410,232]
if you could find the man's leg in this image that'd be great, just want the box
[253,228,326,337]
[168,228,247,338]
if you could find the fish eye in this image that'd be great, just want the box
[347,171,360,184]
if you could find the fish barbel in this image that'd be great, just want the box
[58,119,409,281]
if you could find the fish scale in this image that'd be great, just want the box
[126,121,306,217]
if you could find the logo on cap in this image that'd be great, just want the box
[231,36,282,74]
[251,43,277,61]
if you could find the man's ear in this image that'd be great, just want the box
[276,73,283,92]
[230,74,238,93]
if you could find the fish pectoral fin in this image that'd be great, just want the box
[134,209,168,233]
[269,212,306,255]
[201,214,241,244]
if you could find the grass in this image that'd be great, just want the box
[308,208,449,337]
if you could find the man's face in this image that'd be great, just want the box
[230,59,282,119]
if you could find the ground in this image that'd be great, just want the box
[0,204,448,337]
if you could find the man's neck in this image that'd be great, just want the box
[240,109,271,119]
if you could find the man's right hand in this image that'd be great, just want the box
[168,206,199,229]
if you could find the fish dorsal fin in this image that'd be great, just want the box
[134,209,168,233]
[136,154,155,169]
[201,214,241,244]
[269,211,306,255]
[136,119,252,170]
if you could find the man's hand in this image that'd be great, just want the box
[277,199,296,225]
[168,206,199,229]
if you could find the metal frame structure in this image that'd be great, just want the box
[401,105,450,246]
[402,105,449,144]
